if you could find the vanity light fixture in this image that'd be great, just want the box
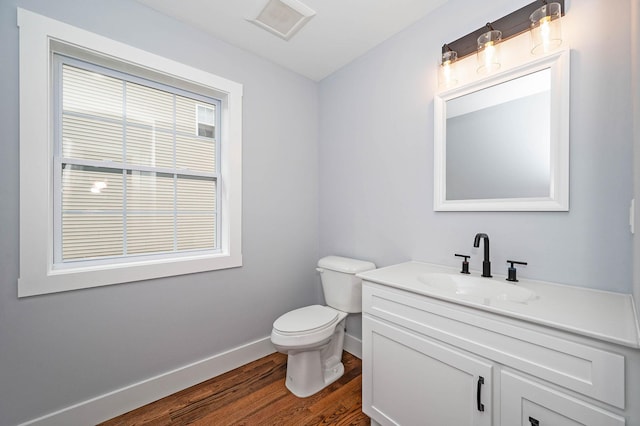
[440,0,565,80]
[529,2,563,55]
[439,45,458,88]
[476,25,502,74]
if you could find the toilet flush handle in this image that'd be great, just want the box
[316,268,324,273]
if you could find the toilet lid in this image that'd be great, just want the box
[273,305,339,334]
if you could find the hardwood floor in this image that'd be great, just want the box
[99,351,370,425]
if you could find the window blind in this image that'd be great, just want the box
[57,59,219,263]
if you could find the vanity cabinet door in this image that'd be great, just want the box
[501,370,625,426]
[363,316,493,426]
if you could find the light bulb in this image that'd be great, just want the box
[477,30,502,74]
[484,42,495,71]
[530,3,562,55]
[439,50,458,88]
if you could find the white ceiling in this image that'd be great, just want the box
[135,0,449,81]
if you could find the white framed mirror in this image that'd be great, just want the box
[434,49,570,211]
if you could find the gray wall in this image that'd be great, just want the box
[633,0,640,323]
[0,1,320,425]
[0,0,637,424]
[319,0,634,337]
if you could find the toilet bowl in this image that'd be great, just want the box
[271,256,376,398]
[272,305,348,397]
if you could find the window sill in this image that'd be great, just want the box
[19,251,242,297]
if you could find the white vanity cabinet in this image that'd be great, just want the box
[500,371,625,426]
[359,266,639,426]
[363,316,492,425]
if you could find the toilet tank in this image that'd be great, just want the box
[317,256,376,313]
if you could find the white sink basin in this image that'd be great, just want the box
[417,272,537,304]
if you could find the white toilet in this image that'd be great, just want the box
[270,255,376,397]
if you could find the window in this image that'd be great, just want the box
[56,58,220,265]
[18,9,243,296]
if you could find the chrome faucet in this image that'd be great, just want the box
[473,233,492,277]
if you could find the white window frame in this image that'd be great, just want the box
[18,8,243,297]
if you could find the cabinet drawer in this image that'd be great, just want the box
[363,283,625,409]
[501,370,625,426]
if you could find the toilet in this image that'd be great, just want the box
[270,255,376,397]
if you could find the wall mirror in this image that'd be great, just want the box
[434,49,570,211]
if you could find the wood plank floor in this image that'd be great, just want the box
[99,351,370,426]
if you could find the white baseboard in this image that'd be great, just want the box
[19,337,276,426]
[343,332,362,359]
[20,333,362,426]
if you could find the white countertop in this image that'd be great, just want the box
[357,261,640,349]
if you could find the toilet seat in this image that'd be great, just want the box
[273,305,339,335]
[271,305,347,349]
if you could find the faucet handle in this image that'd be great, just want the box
[455,254,471,274]
[506,260,527,282]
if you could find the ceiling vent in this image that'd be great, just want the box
[249,0,316,41]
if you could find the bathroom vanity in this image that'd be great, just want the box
[357,262,640,426]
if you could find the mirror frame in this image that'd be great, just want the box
[434,49,570,211]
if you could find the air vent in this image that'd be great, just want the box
[249,0,316,41]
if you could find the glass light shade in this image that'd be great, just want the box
[477,30,502,74]
[439,50,458,88]
[529,2,562,55]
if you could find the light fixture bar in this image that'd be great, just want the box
[442,0,565,59]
